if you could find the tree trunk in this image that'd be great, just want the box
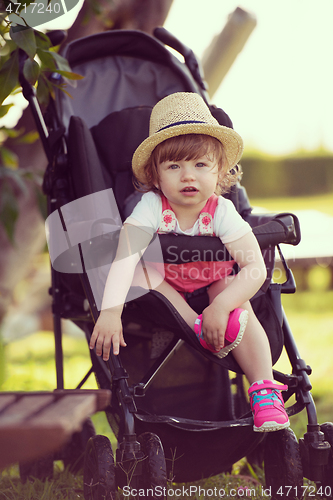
[0,0,173,322]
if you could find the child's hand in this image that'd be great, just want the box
[90,310,127,360]
[201,303,230,351]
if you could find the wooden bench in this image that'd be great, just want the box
[0,389,111,470]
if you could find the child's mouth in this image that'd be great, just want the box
[181,187,198,193]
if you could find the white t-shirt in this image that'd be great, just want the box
[125,191,251,244]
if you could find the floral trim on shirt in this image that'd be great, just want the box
[198,212,214,235]
[159,209,177,233]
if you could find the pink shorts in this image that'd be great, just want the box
[162,260,235,293]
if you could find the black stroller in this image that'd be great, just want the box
[19,27,333,499]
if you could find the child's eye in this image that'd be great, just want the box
[196,162,206,168]
[168,163,179,170]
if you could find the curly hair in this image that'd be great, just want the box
[133,134,242,195]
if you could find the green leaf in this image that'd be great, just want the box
[0,103,13,118]
[246,460,260,481]
[0,146,18,169]
[0,41,11,57]
[48,80,72,98]
[0,166,39,244]
[0,183,19,244]
[10,87,23,96]
[17,130,39,144]
[10,26,36,59]
[36,74,50,106]
[23,57,40,85]
[0,14,9,30]
[53,69,84,80]
[47,51,84,81]
[36,47,56,71]
[0,127,23,139]
[49,51,72,73]
[0,50,19,106]
[0,165,28,193]
[35,30,51,51]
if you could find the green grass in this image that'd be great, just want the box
[276,290,333,437]
[250,192,333,216]
[1,332,96,392]
[0,464,84,500]
[0,464,323,500]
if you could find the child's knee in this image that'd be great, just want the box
[240,300,252,312]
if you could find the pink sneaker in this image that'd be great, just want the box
[248,380,290,432]
[194,308,248,359]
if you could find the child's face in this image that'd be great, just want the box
[155,154,220,209]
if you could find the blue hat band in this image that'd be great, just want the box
[157,120,206,133]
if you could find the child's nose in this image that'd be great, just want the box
[181,166,196,180]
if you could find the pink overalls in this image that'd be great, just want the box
[157,194,235,293]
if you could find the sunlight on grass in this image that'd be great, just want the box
[251,192,333,216]
[1,331,98,392]
[274,291,333,431]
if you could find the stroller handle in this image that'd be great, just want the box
[154,27,207,91]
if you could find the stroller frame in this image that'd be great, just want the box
[18,26,333,498]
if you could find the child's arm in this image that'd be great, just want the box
[89,223,153,360]
[222,231,267,307]
[202,231,267,350]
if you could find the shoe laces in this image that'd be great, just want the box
[251,389,281,408]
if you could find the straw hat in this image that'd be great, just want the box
[132,92,244,185]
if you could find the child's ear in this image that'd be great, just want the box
[154,182,160,190]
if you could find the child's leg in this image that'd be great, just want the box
[208,277,289,432]
[135,267,272,384]
[207,277,273,384]
[134,266,288,431]
[228,302,274,384]
[131,264,197,328]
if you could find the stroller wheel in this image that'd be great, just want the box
[83,435,116,500]
[264,428,303,500]
[137,432,167,499]
[319,422,333,498]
